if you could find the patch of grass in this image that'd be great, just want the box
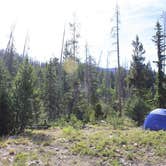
[2,136,29,146]
[71,141,94,155]
[14,152,28,166]
[29,152,38,161]
[0,137,9,148]
[126,151,136,160]
[0,141,7,148]
[155,146,166,156]
[62,126,76,135]
[13,151,39,166]
[106,115,136,130]
[69,127,166,164]
[71,133,117,157]
[14,138,29,145]
[22,130,53,145]
[52,114,84,129]
[1,124,166,165]
[110,159,122,166]
[0,136,30,148]
[62,126,83,142]
[39,150,55,165]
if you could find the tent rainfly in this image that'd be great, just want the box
[144,108,166,131]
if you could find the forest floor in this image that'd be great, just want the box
[0,123,166,166]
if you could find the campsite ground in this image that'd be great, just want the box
[0,123,166,166]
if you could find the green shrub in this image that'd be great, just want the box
[69,114,83,129]
[95,103,104,120]
[52,114,83,129]
[124,96,151,126]
[83,105,95,123]
[52,116,69,128]
[62,126,76,136]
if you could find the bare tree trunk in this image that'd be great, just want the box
[116,3,122,116]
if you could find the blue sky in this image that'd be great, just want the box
[0,0,165,69]
[118,0,166,69]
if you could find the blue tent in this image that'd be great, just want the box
[144,108,166,131]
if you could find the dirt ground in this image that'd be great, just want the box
[0,126,166,166]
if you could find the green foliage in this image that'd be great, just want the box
[95,103,104,120]
[0,124,166,165]
[88,63,99,105]
[69,114,83,129]
[52,116,69,128]
[99,102,113,117]
[62,125,83,143]
[127,35,155,99]
[0,90,13,135]
[83,105,95,123]
[62,126,77,136]
[0,60,14,136]
[71,83,89,121]
[13,151,39,166]
[0,21,161,137]
[52,114,83,129]
[12,58,36,132]
[106,112,136,129]
[152,21,166,108]
[125,36,155,125]
[14,152,28,166]
[124,96,151,126]
[44,58,61,120]
[70,126,166,164]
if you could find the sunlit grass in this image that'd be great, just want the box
[70,127,166,164]
[0,123,166,165]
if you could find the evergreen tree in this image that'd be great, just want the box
[84,55,98,105]
[128,35,146,95]
[126,36,154,124]
[152,22,166,108]
[44,58,60,120]
[0,60,13,135]
[127,35,154,98]
[13,58,36,132]
[61,18,81,119]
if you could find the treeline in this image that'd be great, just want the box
[0,21,166,136]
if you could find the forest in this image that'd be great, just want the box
[0,13,166,136]
[0,3,166,166]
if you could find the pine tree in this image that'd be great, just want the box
[126,36,155,125]
[152,22,166,108]
[84,53,98,105]
[128,35,148,97]
[13,58,36,132]
[0,60,13,135]
[44,58,60,120]
[61,18,81,118]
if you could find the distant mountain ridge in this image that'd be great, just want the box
[97,67,117,73]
